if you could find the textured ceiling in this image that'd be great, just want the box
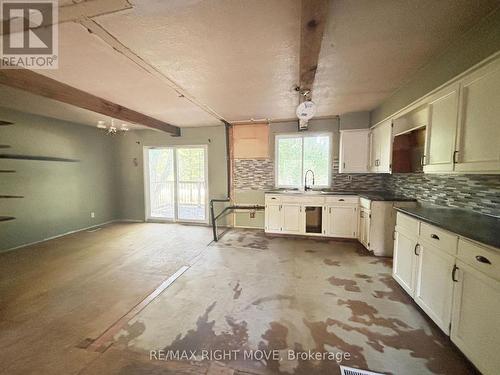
[313,0,500,117]
[1,0,498,128]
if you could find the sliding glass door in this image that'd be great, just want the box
[145,146,208,223]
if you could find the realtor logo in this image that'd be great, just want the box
[1,0,58,69]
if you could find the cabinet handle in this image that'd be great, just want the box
[453,151,459,164]
[271,197,277,200]
[343,162,346,169]
[452,265,459,282]
[414,243,420,256]
[430,234,440,240]
[475,255,491,264]
[338,199,345,202]
[329,207,331,214]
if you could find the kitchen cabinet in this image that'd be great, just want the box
[454,58,500,173]
[393,228,418,296]
[423,83,459,173]
[369,120,392,173]
[264,202,302,234]
[451,260,500,375]
[339,129,370,173]
[265,202,282,233]
[394,213,500,374]
[414,241,455,334]
[326,205,357,238]
[358,208,370,248]
[282,204,302,234]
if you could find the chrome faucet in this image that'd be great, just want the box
[304,169,315,191]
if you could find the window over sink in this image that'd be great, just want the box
[275,133,332,188]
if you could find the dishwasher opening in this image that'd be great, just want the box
[305,206,323,234]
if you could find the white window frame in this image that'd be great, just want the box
[143,144,209,224]
[274,132,332,189]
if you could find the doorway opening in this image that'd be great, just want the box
[144,145,208,223]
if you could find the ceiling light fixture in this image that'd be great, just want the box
[97,118,129,135]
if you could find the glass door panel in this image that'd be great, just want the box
[147,148,175,219]
[176,147,207,221]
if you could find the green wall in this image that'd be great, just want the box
[371,7,500,125]
[0,107,118,252]
[115,126,228,222]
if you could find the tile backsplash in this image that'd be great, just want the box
[387,173,500,217]
[233,158,500,216]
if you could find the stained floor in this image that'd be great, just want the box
[0,224,475,374]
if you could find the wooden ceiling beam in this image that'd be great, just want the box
[299,0,330,100]
[0,69,181,135]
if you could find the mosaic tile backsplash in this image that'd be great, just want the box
[387,174,500,217]
[233,158,500,216]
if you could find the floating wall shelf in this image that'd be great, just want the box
[0,195,24,198]
[0,170,16,173]
[0,120,14,126]
[0,154,79,162]
[0,216,15,222]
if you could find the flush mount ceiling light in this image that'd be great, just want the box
[296,100,316,121]
[97,118,129,135]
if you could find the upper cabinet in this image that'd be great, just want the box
[381,55,500,175]
[455,59,500,173]
[370,120,392,173]
[423,83,460,173]
[339,129,370,173]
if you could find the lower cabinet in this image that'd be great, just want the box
[326,205,357,238]
[414,241,455,334]
[393,229,418,296]
[358,208,370,247]
[282,204,302,233]
[394,213,500,375]
[451,261,500,375]
[265,203,282,232]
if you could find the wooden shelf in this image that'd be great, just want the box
[0,195,23,198]
[0,120,14,126]
[0,154,79,162]
[0,170,16,173]
[0,216,15,222]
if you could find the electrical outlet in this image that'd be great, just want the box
[91,212,95,218]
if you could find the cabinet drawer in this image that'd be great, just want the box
[457,239,500,281]
[360,197,371,209]
[265,195,281,204]
[396,213,419,235]
[288,196,324,205]
[420,223,458,255]
[324,196,358,204]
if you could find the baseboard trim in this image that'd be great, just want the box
[0,219,117,254]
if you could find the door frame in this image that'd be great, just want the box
[143,144,209,224]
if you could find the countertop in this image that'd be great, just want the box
[395,204,500,249]
[265,189,416,202]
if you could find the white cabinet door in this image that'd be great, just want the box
[393,229,418,296]
[414,241,455,334]
[455,59,500,173]
[377,120,393,173]
[282,204,302,234]
[369,120,392,173]
[359,208,370,248]
[451,261,500,375]
[265,204,282,233]
[327,206,357,238]
[339,130,370,173]
[424,83,459,173]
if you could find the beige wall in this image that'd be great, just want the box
[115,126,228,222]
[371,7,500,125]
[0,107,118,252]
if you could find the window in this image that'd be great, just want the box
[275,133,332,188]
